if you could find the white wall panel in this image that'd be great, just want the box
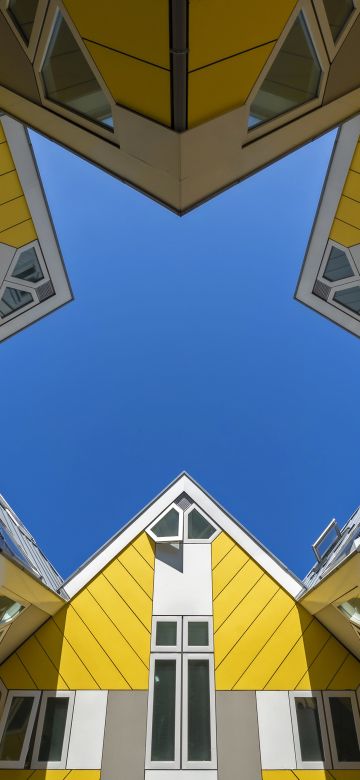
[145,772,218,779]
[256,691,296,769]
[66,690,108,769]
[153,543,212,615]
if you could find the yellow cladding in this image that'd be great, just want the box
[212,533,360,691]
[330,139,360,246]
[263,773,360,779]
[0,532,155,691]
[86,42,171,127]
[0,128,37,247]
[0,772,102,779]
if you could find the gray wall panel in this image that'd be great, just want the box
[216,691,261,780]
[101,690,148,780]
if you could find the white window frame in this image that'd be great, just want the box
[289,690,331,769]
[145,653,181,770]
[147,504,184,543]
[182,652,217,770]
[0,690,41,769]
[32,689,75,769]
[313,0,360,62]
[183,616,213,652]
[0,0,48,62]
[151,616,182,652]
[323,690,360,769]
[184,505,220,543]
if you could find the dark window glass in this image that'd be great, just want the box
[187,509,215,539]
[38,697,69,762]
[151,509,179,538]
[323,246,354,282]
[323,0,354,41]
[188,621,209,647]
[188,659,211,761]
[41,14,113,128]
[156,621,177,646]
[0,287,33,318]
[12,248,44,283]
[249,13,321,127]
[0,696,34,761]
[151,659,176,761]
[334,286,360,314]
[295,697,324,762]
[8,0,38,42]
[0,596,24,624]
[329,696,360,762]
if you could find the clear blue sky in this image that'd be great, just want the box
[1,125,356,582]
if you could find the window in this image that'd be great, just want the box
[147,505,183,543]
[323,0,355,41]
[11,247,44,284]
[333,286,360,315]
[41,12,113,128]
[7,0,39,42]
[146,616,216,770]
[186,508,218,541]
[324,691,360,768]
[147,503,219,544]
[289,691,330,769]
[0,596,25,626]
[0,691,40,768]
[32,691,74,769]
[0,287,33,318]
[248,13,322,128]
[338,597,360,625]
[323,246,354,282]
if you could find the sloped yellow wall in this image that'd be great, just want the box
[0,124,37,247]
[330,138,360,246]
[263,771,360,779]
[212,533,360,691]
[0,532,155,691]
[0,771,100,779]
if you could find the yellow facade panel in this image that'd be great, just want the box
[17,636,68,691]
[265,619,329,690]
[0,219,37,247]
[335,195,360,231]
[0,196,31,234]
[103,559,153,629]
[343,169,360,203]
[0,125,5,144]
[63,0,170,69]
[213,559,263,631]
[0,143,15,176]
[0,170,23,206]
[132,532,155,568]
[188,0,296,70]
[188,43,275,127]
[329,218,360,247]
[30,772,70,780]
[350,141,360,174]
[330,772,360,780]
[0,652,36,689]
[296,637,348,691]
[36,617,99,690]
[67,773,101,780]
[118,543,155,596]
[211,532,235,569]
[0,772,36,779]
[212,543,249,598]
[328,652,360,689]
[294,772,334,780]
[86,42,171,127]
[262,771,296,779]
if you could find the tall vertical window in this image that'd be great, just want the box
[7,0,39,42]
[290,692,330,768]
[32,691,74,769]
[0,691,40,768]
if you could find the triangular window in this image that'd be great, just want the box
[147,506,182,542]
[333,286,360,314]
[41,13,113,128]
[187,508,217,540]
[12,247,44,284]
[323,0,354,41]
[249,13,322,128]
[8,0,39,43]
[323,246,354,282]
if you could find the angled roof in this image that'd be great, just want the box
[63,472,303,599]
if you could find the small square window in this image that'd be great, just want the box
[156,621,177,647]
[183,617,213,652]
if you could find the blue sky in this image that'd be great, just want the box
[1,125,357,582]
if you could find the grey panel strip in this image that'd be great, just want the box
[170,0,188,131]
[216,691,262,780]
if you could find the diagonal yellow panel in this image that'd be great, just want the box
[294,772,334,780]
[296,636,348,690]
[74,589,149,688]
[343,169,360,201]
[0,143,15,175]
[0,772,37,779]
[335,195,360,231]
[213,559,263,631]
[0,195,31,233]
[86,42,171,127]
[212,543,249,598]
[53,605,130,689]
[30,772,70,780]
[87,573,151,666]
[262,772,296,779]
[17,636,68,690]
[216,587,293,689]
[234,606,312,690]
[63,0,170,69]
[330,771,360,780]
[0,170,23,205]
[0,124,5,144]
[329,218,360,247]
[0,651,36,689]
[265,618,329,690]
[328,652,360,689]
[132,532,155,568]
[36,617,99,690]
[212,532,235,569]
[350,141,360,173]
[188,0,297,70]
[104,559,153,629]
[119,543,155,595]
[188,43,275,127]
[67,772,101,780]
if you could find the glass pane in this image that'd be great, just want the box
[338,597,360,625]
[8,0,38,42]
[156,621,177,646]
[329,696,360,762]
[151,509,179,538]
[151,659,176,761]
[323,0,354,41]
[188,621,209,647]
[12,248,44,283]
[249,13,321,127]
[42,14,113,128]
[38,697,69,762]
[295,697,324,761]
[0,287,33,318]
[188,659,211,761]
[334,286,360,314]
[0,696,34,761]
[187,509,215,539]
[0,596,24,625]
[323,246,354,282]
